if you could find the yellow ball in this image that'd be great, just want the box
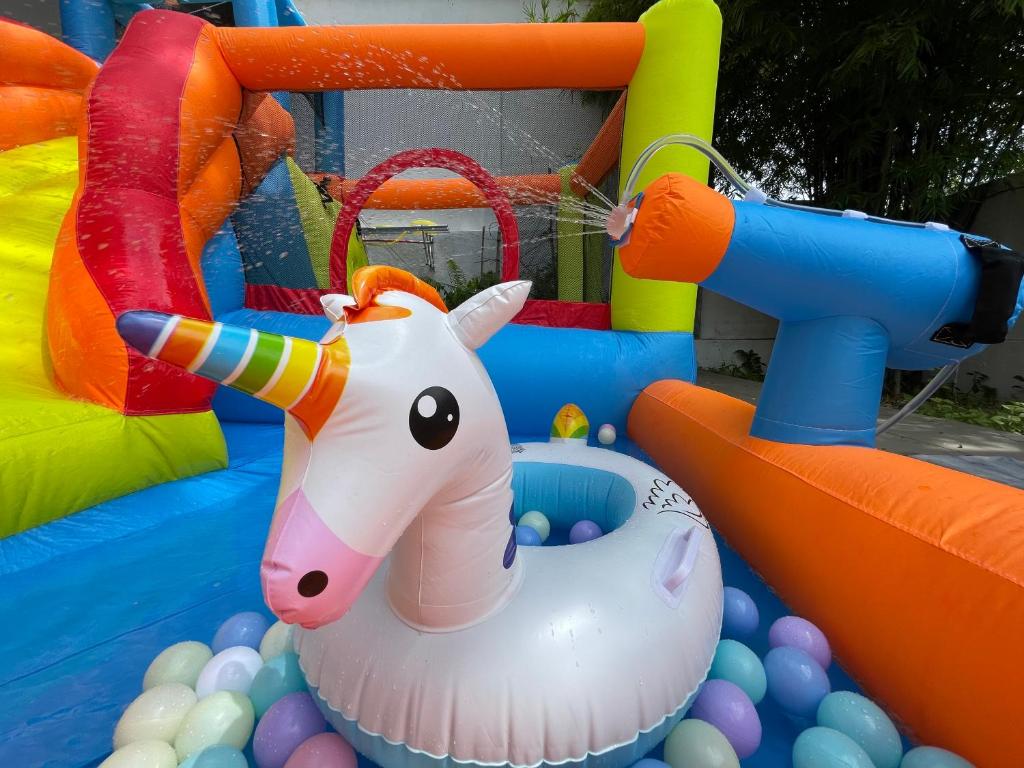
[100,740,177,768]
[143,641,212,690]
[113,683,197,749]
[174,690,255,762]
[664,719,740,768]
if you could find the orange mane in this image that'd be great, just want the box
[347,266,448,324]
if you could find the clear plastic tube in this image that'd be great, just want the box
[876,364,959,435]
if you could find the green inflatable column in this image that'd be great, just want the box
[556,165,585,302]
[611,0,722,332]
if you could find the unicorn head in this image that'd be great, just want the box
[118,267,531,630]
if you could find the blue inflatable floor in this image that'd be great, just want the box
[0,423,867,768]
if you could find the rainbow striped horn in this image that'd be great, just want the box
[116,312,347,419]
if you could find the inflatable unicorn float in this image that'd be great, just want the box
[117,266,723,768]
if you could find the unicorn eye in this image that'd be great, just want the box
[409,386,459,450]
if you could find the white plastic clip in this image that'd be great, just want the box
[743,186,768,205]
[842,209,869,220]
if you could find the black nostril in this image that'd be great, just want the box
[298,570,328,597]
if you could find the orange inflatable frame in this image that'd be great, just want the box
[630,381,1024,766]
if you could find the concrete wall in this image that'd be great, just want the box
[4,0,62,35]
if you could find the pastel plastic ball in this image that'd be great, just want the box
[629,760,671,768]
[721,587,759,640]
[708,639,767,705]
[250,652,307,718]
[99,740,178,768]
[515,525,543,546]
[518,510,551,542]
[253,692,327,768]
[284,732,358,768]
[689,679,762,759]
[569,519,603,544]
[764,646,831,718]
[260,621,296,661]
[769,615,832,669]
[817,691,903,768]
[901,746,975,768]
[178,745,249,768]
[174,690,255,762]
[212,611,271,654]
[663,718,740,768]
[597,424,617,445]
[195,646,264,698]
[113,682,197,748]
[143,641,212,690]
[793,727,874,768]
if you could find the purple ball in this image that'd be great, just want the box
[768,615,832,669]
[212,611,271,653]
[722,587,759,639]
[689,678,762,759]
[253,692,327,768]
[764,646,831,719]
[515,525,543,546]
[569,519,603,544]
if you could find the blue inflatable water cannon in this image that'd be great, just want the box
[611,137,1024,447]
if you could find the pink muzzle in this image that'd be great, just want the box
[261,489,383,629]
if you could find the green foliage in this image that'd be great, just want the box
[707,348,767,381]
[584,0,1024,222]
[523,0,580,22]
[886,370,1024,434]
[425,260,500,309]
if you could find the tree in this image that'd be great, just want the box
[585,0,1024,222]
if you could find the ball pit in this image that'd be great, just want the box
[708,639,767,704]
[817,691,903,768]
[764,645,832,719]
[515,524,543,546]
[283,732,358,768]
[689,679,762,759]
[195,646,264,698]
[568,519,603,544]
[769,616,832,670]
[663,718,740,768]
[213,612,272,654]
[793,727,875,768]
[252,692,327,768]
[518,510,551,542]
[721,587,759,640]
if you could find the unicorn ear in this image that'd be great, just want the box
[447,280,531,350]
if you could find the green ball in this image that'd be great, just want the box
[664,718,740,768]
[173,691,254,763]
[249,652,306,718]
[817,691,903,768]
[518,511,551,543]
[793,727,875,768]
[143,641,212,690]
[708,639,767,704]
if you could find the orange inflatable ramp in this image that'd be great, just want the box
[629,380,1024,767]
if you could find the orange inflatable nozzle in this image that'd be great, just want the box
[617,173,735,284]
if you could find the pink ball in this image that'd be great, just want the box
[284,733,357,768]
[689,678,762,759]
[768,616,832,669]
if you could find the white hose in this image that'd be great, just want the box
[876,364,960,435]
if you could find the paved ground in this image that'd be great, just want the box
[697,371,1024,489]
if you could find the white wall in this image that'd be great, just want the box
[296,0,589,25]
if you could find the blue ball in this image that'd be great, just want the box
[722,587,759,639]
[212,611,271,653]
[249,651,306,718]
[630,760,671,768]
[709,639,767,704]
[515,525,543,546]
[178,745,249,768]
[764,646,831,718]
[901,746,975,768]
[793,727,874,768]
[569,519,603,544]
[817,691,903,768]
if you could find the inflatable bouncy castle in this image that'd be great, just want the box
[1,2,1023,767]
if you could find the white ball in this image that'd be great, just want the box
[194,646,263,699]
[113,683,197,749]
[518,510,551,543]
[259,620,296,661]
[100,740,178,768]
[597,424,617,445]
